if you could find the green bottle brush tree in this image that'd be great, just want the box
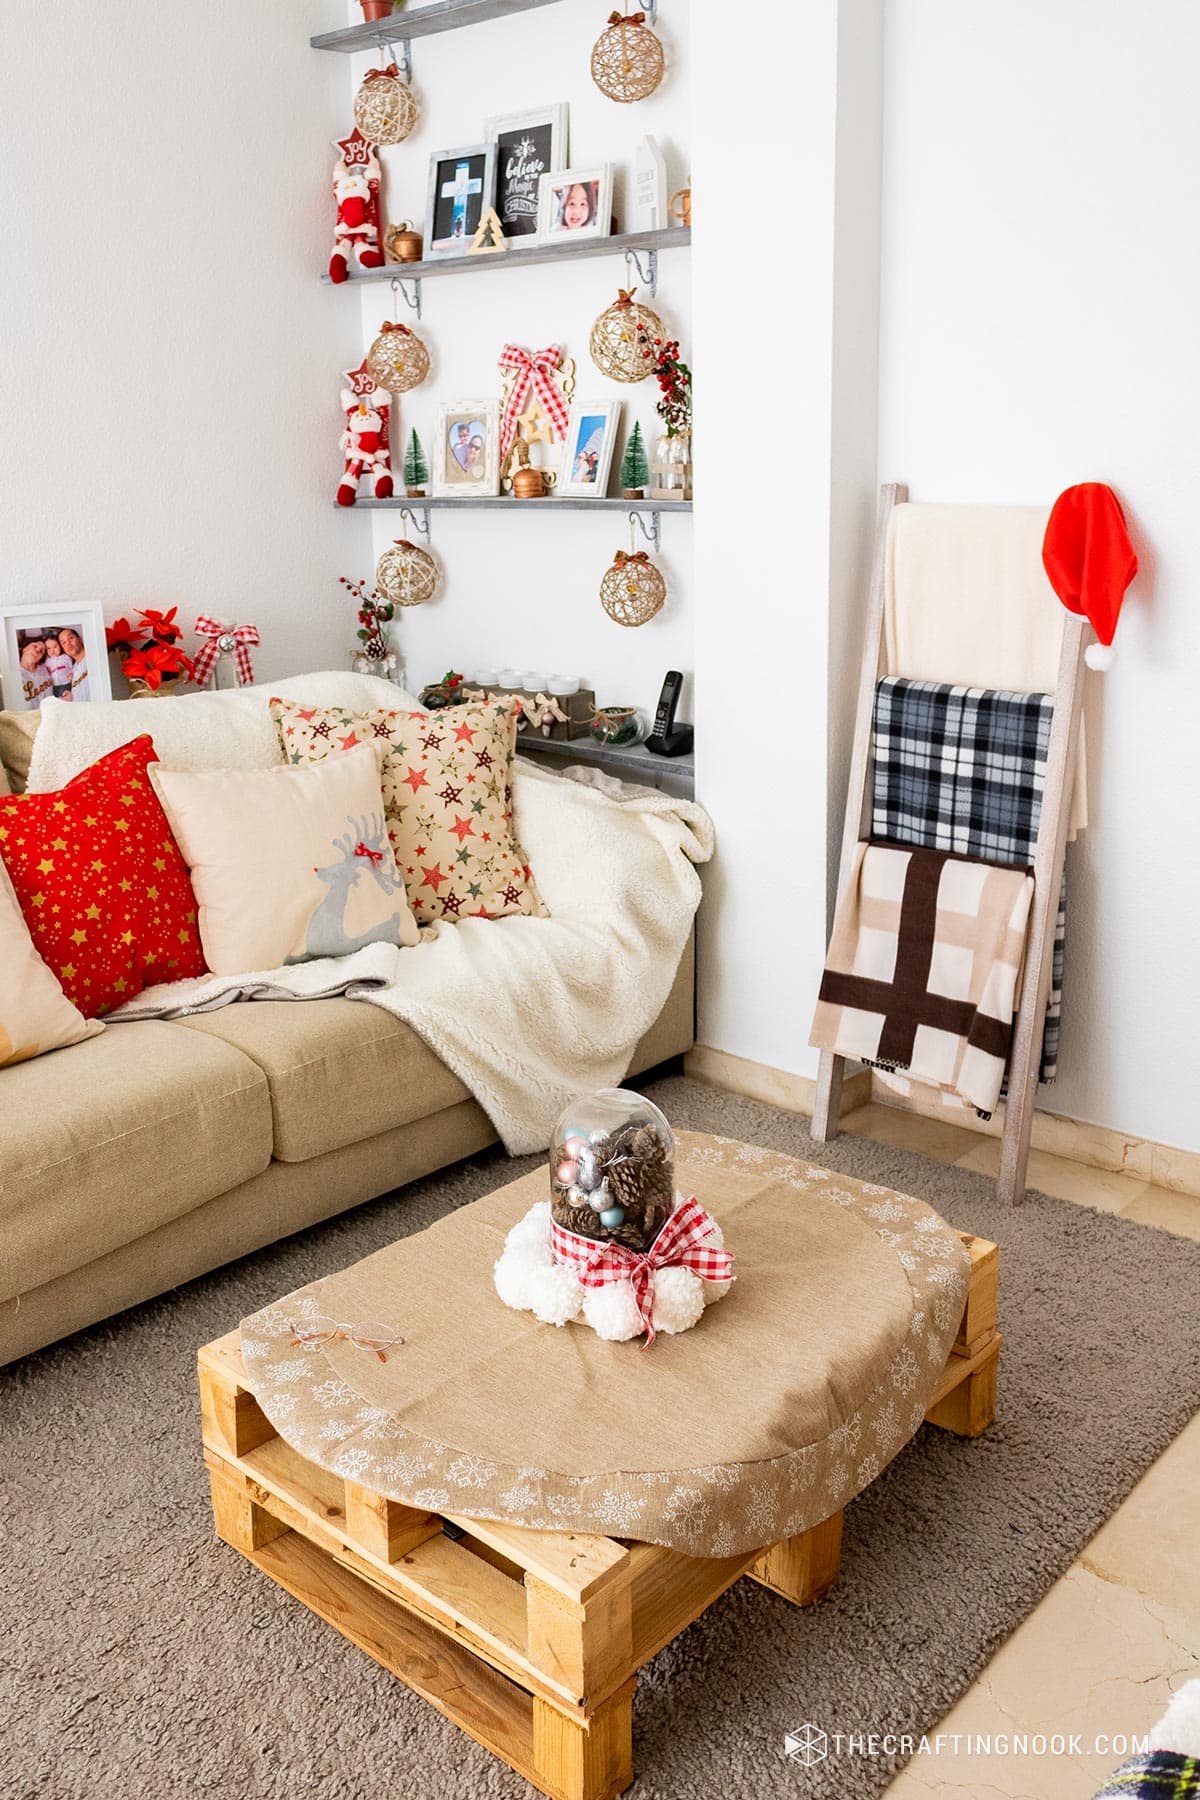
[620,422,649,497]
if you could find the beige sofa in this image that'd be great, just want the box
[0,712,694,1366]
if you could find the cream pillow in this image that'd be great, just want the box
[25,670,420,793]
[152,744,420,975]
[0,859,102,1064]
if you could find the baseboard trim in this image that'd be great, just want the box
[683,1047,1200,1200]
[683,1046,872,1117]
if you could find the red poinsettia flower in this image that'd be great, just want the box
[137,606,182,641]
[105,616,136,651]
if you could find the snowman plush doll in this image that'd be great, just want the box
[336,359,394,507]
[494,1090,734,1345]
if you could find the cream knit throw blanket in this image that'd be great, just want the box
[111,761,712,1154]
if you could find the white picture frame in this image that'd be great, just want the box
[433,399,502,497]
[425,143,498,257]
[0,600,111,712]
[486,103,568,241]
[536,164,614,245]
[557,399,623,498]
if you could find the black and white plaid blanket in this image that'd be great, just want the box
[1092,1751,1200,1798]
[871,676,1066,1082]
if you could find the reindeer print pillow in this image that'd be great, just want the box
[151,744,420,976]
[269,694,547,927]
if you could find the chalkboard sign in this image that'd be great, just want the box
[487,104,568,239]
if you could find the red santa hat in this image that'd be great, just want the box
[1041,483,1138,672]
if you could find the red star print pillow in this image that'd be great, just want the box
[269,695,548,927]
[0,735,206,1017]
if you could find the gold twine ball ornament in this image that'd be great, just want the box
[366,320,431,393]
[354,64,420,146]
[599,549,665,627]
[376,538,440,607]
[590,11,665,103]
[589,287,665,383]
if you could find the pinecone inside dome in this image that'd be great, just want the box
[550,1118,674,1252]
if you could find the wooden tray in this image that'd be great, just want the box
[199,1232,999,1800]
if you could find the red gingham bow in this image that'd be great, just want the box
[550,1196,733,1348]
[192,616,260,688]
[497,344,570,461]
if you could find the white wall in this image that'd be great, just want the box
[879,0,1200,1149]
[0,1,350,686]
[349,0,694,718]
[692,0,882,1073]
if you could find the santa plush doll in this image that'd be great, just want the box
[337,359,393,506]
[330,128,385,284]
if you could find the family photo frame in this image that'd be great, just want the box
[0,601,110,712]
[425,144,497,257]
[432,399,501,497]
[558,399,622,498]
[486,104,568,242]
[536,164,614,244]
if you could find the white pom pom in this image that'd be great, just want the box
[504,1200,553,1259]
[526,1262,585,1327]
[650,1265,706,1335]
[701,1275,734,1306]
[583,1280,644,1341]
[493,1246,538,1311]
[1085,642,1116,671]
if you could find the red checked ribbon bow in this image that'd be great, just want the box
[192,616,260,688]
[497,344,570,460]
[549,1196,733,1348]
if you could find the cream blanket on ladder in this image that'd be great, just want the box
[111,762,712,1154]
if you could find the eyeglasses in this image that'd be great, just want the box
[289,1316,404,1363]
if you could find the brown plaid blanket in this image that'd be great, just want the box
[810,843,1034,1116]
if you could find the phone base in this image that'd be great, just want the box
[645,724,694,758]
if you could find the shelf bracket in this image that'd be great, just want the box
[385,38,412,83]
[644,0,658,21]
[398,505,431,543]
[629,509,661,552]
[390,274,422,320]
[624,246,658,298]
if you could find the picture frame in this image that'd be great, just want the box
[426,144,497,258]
[0,601,111,712]
[433,399,502,497]
[486,103,568,241]
[536,164,614,245]
[557,399,622,498]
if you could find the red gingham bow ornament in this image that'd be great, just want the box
[549,1196,734,1348]
[192,616,260,688]
[497,344,571,461]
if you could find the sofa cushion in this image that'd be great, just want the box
[0,1020,272,1303]
[0,709,38,794]
[174,997,470,1163]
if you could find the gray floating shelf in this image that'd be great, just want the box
[312,0,565,53]
[322,226,689,287]
[349,496,692,513]
[517,735,694,798]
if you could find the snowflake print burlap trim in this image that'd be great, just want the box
[240,1135,971,1558]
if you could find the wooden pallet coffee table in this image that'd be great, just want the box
[199,1231,999,1800]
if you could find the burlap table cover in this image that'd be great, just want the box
[239,1132,972,1557]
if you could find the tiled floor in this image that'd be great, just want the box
[833,1105,1200,1800]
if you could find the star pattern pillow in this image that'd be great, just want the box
[269,695,547,927]
[0,735,206,1017]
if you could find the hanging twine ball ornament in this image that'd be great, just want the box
[376,538,440,607]
[590,11,665,103]
[354,63,419,146]
[600,549,665,627]
[589,287,666,383]
[366,320,431,392]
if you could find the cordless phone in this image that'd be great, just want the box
[645,670,694,757]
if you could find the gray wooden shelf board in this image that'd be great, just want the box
[345,495,692,513]
[313,0,565,52]
[517,733,694,796]
[321,225,689,286]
